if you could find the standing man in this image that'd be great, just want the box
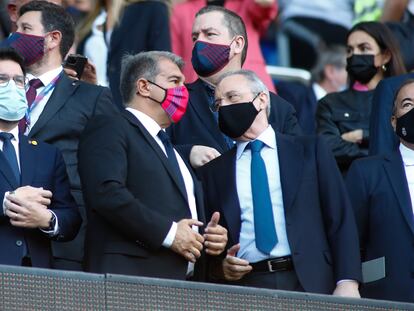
[168,6,301,168]
[78,51,227,280]
[2,0,119,270]
[198,70,361,296]
[0,47,81,267]
[346,79,414,303]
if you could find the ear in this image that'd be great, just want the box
[46,30,62,52]
[7,4,18,23]
[391,114,397,131]
[323,64,336,81]
[258,92,269,111]
[381,49,392,66]
[232,35,245,56]
[136,78,151,97]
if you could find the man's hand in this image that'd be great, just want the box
[171,219,204,263]
[190,145,221,168]
[332,280,360,298]
[222,244,252,281]
[5,194,52,228]
[64,60,97,85]
[12,186,52,207]
[204,212,227,255]
[341,129,363,143]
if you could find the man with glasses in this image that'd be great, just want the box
[198,69,361,296]
[0,47,81,268]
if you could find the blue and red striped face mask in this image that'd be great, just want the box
[191,39,234,77]
[1,32,45,66]
[148,81,189,123]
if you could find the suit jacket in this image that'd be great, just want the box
[369,73,414,156]
[346,151,414,302]
[108,1,171,108]
[275,80,318,135]
[0,135,81,268]
[198,129,362,294]
[168,79,301,155]
[78,110,206,280]
[27,73,119,263]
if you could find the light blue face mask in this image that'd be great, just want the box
[0,80,27,121]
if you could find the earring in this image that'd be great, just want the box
[381,64,387,72]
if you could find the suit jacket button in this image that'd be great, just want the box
[16,240,23,246]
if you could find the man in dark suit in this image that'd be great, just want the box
[198,69,361,296]
[369,72,414,155]
[78,51,227,279]
[346,79,414,303]
[2,1,119,270]
[168,6,301,167]
[0,47,81,268]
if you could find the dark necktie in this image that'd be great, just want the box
[19,78,44,133]
[157,130,187,200]
[0,132,20,184]
[250,140,277,254]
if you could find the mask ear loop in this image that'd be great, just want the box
[146,80,167,104]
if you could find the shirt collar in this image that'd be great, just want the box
[125,107,162,139]
[27,66,63,87]
[236,125,276,159]
[312,82,327,101]
[399,143,414,166]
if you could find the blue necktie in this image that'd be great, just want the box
[158,130,187,200]
[250,140,277,254]
[0,132,20,184]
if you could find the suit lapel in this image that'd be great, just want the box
[384,151,414,236]
[187,80,228,152]
[28,74,79,137]
[219,148,242,244]
[19,135,36,186]
[276,132,304,211]
[123,110,189,203]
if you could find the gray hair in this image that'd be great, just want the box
[311,45,347,83]
[217,69,271,116]
[120,51,185,105]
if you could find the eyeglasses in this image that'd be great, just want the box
[0,74,28,89]
[211,92,260,112]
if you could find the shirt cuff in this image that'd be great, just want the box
[2,192,7,215]
[162,221,177,248]
[337,279,358,285]
[39,210,59,236]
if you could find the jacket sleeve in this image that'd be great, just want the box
[316,96,365,158]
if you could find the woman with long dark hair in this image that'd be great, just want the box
[316,21,406,172]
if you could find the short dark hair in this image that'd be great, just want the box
[196,6,248,66]
[20,1,75,59]
[0,47,26,75]
[120,51,184,105]
[392,78,414,116]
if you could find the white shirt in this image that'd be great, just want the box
[84,10,109,86]
[236,126,291,263]
[1,126,58,235]
[125,108,198,262]
[312,82,328,101]
[25,66,63,135]
[400,143,414,214]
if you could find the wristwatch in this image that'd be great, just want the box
[45,212,56,231]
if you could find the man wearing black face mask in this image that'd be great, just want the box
[167,6,301,168]
[346,79,414,303]
[198,69,362,297]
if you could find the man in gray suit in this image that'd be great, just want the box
[4,0,118,270]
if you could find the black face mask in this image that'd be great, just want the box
[346,54,378,84]
[396,108,414,143]
[218,95,260,139]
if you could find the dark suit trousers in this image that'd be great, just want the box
[234,269,304,292]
